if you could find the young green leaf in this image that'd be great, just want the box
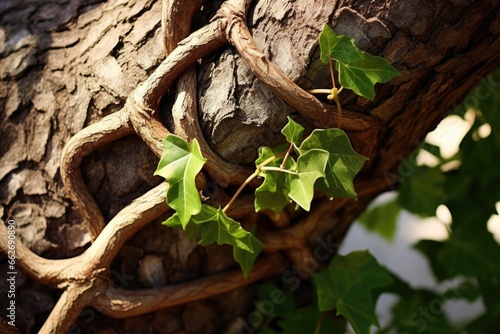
[163,212,182,227]
[281,116,305,145]
[299,129,367,200]
[254,146,292,214]
[233,235,264,278]
[155,135,206,228]
[287,149,329,211]
[319,24,362,64]
[336,53,402,101]
[192,205,263,277]
[319,24,402,100]
[312,251,393,334]
[162,212,202,240]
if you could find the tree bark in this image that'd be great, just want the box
[0,0,499,332]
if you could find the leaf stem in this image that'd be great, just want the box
[314,314,325,334]
[257,151,286,169]
[328,55,344,129]
[308,55,344,128]
[334,95,343,129]
[306,88,333,95]
[280,143,294,169]
[328,54,336,90]
[261,166,298,175]
[223,151,287,214]
[222,171,258,214]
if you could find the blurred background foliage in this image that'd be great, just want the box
[254,69,500,334]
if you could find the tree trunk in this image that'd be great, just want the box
[0,0,499,332]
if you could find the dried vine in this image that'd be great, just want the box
[0,0,379,332]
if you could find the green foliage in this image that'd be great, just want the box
[254,284,346,334]
[319,24,402,100]
[398,166,446,217]
[164,206,263,277]
[254,146,292,214]
[156,26,410,333]
[313,251,393,334]
[254,283,295,318]
[287,149,329,211]
[358,199,400,241]
[298,128,368,200]
[261,306,345,334]
[156,117,367,277]
[363,69,500,334]
[155,134,206,227]
[156,135,262,277]
[281,116,304,144]
[382,290,456,334]
[255,117,367,213]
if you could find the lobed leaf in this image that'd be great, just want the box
[319,24,402,100]
[287,149,329,211]
[299,129,367,200]
[312,250,393,334]
[358,199,400,242]
[254,146,292,214]
[398,166,445,217]
[281,116,305,145]
[192,205,263,277]
[320,24,362,64]
[155,135,206,228]
[336,54,402,100]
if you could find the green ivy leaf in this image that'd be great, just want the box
[192,205,263,277]
[162,212,202,240]
[274,306,346,334]
[281,116,304,145]
[254,146,292,214]
[299,129,367,200]
[254,283,295,318]
[162,212,182,227]
[336,54,402,101]
[357,199,400,242]
[438,221,500,278]
[319,24,402,100]
[155,134,206,228]
[385,290,455,334]
[398,166,445,217]
[413,240,450,281]
[465,312,500,334]
[319,24,362,64]
[287,149,329,211]
[312,250,393,334]
[162,206,262,277]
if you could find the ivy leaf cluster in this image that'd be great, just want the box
[255,117,367,214]
[255,251,393,334]
[156,135,263,277]
[155,24,405,333]
[155,115,368,277]
[319,24,402,100]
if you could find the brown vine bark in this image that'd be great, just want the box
[0,0,499,333]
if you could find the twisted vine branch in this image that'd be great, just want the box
[0,0,379,332]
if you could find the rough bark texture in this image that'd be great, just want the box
[0,0,499,333]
